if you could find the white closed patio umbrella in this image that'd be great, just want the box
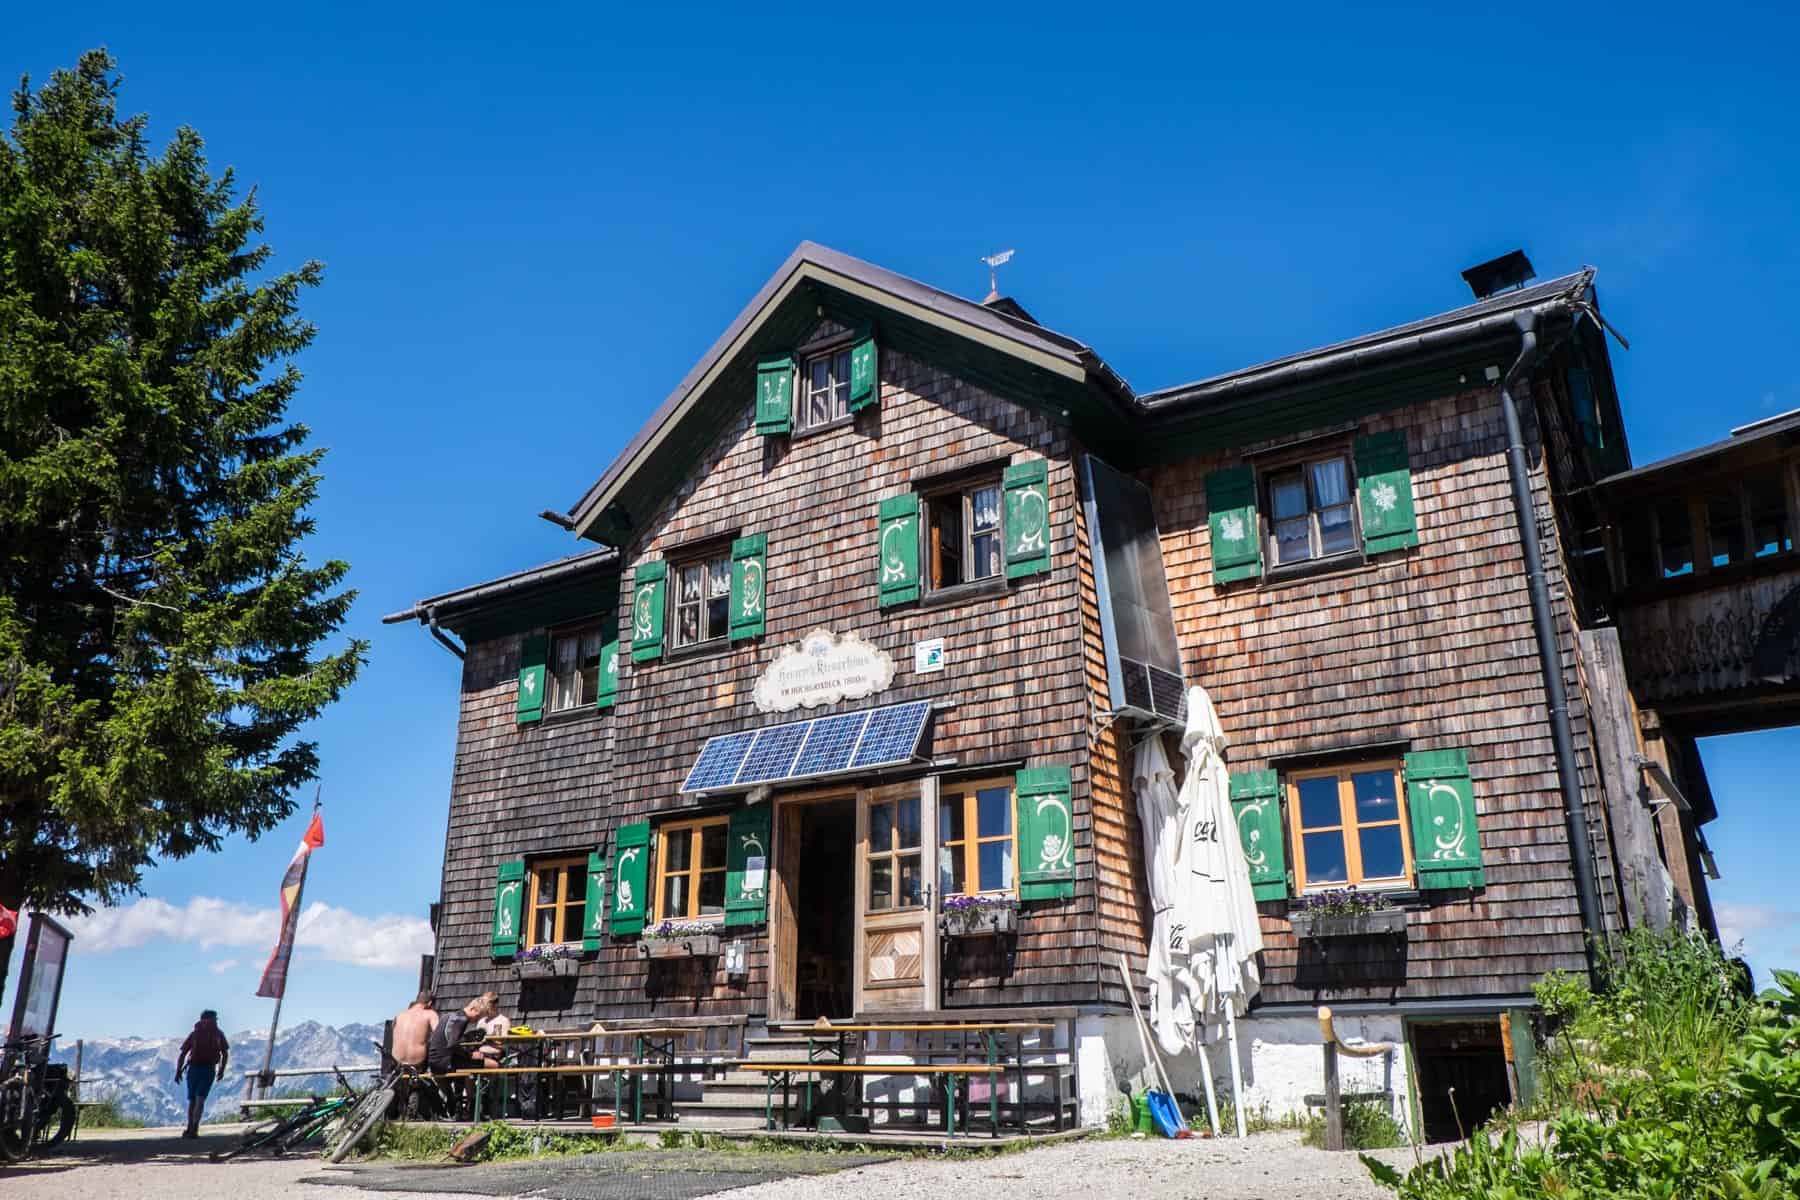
[1132,731,1220,1136]
[1175,684,1263,1137]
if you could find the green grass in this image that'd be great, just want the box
[1299,1100,1406,1151]
[75,1097,145,1129]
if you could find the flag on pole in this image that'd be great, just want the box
[256,810,325,999]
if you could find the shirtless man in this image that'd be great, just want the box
[391,991,440,1068]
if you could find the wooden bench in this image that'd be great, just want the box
[789,1021,1065,1133]
[732,1062,1005,1136]
[449,1063,676,1124]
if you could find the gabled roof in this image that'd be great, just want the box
[381,547,618,644]
[565,242,1135,544]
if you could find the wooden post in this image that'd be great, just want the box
[1322,1042,1343,1152]
[1499,1012,1521,1105]
[1578,628,1673,930]
[72,1039,83,1103]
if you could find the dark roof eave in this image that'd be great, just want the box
[381,547,619,627]
[1596,410,1800,491]
[1140,269,1596,413]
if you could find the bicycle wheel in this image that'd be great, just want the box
[36,1096,77,1149]
[326,1086,392,1164]
[209,1119,280,1163]
[0,1078,37,1161]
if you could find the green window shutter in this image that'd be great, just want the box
[1205,466,1263,584]
[1228,769,1289,900]
[582,849,608,950]
[629,561,666,663]
[1016,766,1075,901]
[517,635,547,724]
[724,805,774,927]
[848,332,879,412]
[755,355,794,436]
[596,627,619,709]
[877,493,922,607]
[1405,748,1485,889]
[729,533,768,641]
[1002,458,1052,579]
[490,860,525,957]
[610,821,652,935]
[1354,431,1420,555]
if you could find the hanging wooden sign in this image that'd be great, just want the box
[753,628,896,713]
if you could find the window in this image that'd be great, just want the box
[938,781,1015,897]
[1266,454,1357,567]
[799,346,853,431]
[527,856,588,947]
[672,552,731,648]
[547,625,604,713]
[1287,762,1412,891]
[926,481,1003,589]
[867,792,923,911]
[655,818,729,921]
[1653,496,1694,578]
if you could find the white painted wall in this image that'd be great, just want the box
[1081,1011,1416,1136]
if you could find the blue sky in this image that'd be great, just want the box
[6,3,1797,1040]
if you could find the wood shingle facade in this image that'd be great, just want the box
[390,243,1726,1128]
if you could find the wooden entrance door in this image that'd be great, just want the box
[855,780,939,1013]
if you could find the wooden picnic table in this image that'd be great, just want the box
[730,1061,1006,1136]
[456,1026,699,1123]
[451,1063,675,1126]
[791,1020,1058,1134]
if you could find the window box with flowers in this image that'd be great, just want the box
[636,919,722,959]
[512,944,583,979]
[1287,889,1407,940]
[938,895,1019,939]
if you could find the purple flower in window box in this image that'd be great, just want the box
[1289,888,1406,939]
[939,895,1018,938]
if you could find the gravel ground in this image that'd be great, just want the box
[720,1132,1416,1200]
[0,1127,455,1200]
[0,1126,1420,1200]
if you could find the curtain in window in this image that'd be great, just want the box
[1310,459,1350,507]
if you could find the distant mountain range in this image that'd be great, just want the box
[51,1020,383,1127]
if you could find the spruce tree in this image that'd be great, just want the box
[0,50,364,1002]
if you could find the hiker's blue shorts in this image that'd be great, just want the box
[186,1064,215,1101]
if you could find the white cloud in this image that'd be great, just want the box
[65,897,431,972]
[208,959,240,975]
[1715,901,1800,983]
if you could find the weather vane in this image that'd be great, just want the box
[981,249,1015,299]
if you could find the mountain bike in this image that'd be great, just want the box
[209,1067,363,1162]
[324,1043,452,1164]
[0,1034,76,1162]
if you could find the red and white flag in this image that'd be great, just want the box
[256,810,325,999]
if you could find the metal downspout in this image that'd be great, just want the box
[426,607,466,660]
[1498,312,1606,977]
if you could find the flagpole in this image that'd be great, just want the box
[256,788,321,1101]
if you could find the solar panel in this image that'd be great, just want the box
[789,711,869,779]
[681,731,758,792]
[848,700,932,770]
[679,702,935,793]
[734,721,810,785]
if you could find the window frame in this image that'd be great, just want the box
[653,816,730,922]
[1260,450,1361,571]
[937,778,1018,899]
[525,855,589,948]
[669,549,733,651]
[923,476,1005,594]
[1285,759,1414,893]
[865,790,925,913]
[796,345,855,434]
[546,621,606,714]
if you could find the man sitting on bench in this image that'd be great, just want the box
[427,992,500,1116]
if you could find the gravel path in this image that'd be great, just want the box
[1,1126,1419,1200]
[718,1132,1414,1200]
[0,1127,454,1200]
